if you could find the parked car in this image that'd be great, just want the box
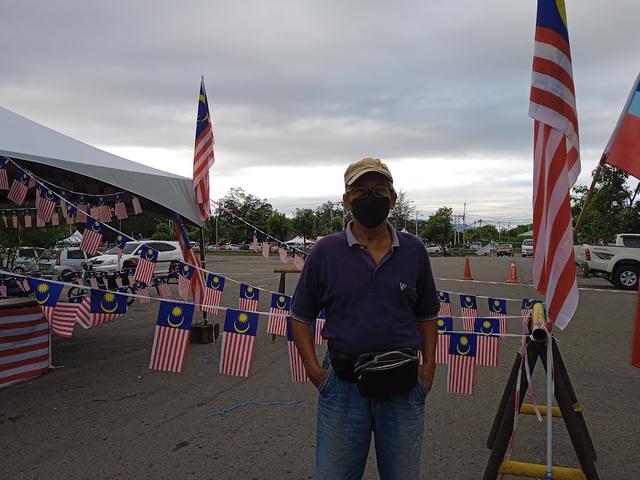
[54,248,98,276]
[496,244,514,257]
[583,233,640,290]
[425,244,442,254]
[4,247,56,274]
[521,239,533,257]
[85,241,184,274]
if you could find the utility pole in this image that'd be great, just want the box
[462,202,467,249]
[415,210,418,236]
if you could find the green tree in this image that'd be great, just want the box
[315,201,344,235]
[292,208,316,248]
[422,207,454,247]
[151,222,173,240]
[388,189,413,230]
[216,188,274,244]
[266,212,292,241]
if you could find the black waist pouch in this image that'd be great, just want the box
[353,349,419,400]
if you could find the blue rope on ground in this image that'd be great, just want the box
[210,400,302,417]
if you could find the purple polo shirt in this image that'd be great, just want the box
[290,222,440,356]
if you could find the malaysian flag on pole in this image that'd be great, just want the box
[447,333,477,395]
[267,293,290,337]
[474,317,500,367]
[0,306,49,389]
[219,309,259,377]
[438,291,452,317]
[36,186,58,224]
[114,193,128,220]
[79,218,105,256]
[202,274,225,315]
[97,197,112,223]
[174,215,205,308]
[287,318,309,382]
[193,77,215,220]
[314,309,326,346]
[149,301,194,373]
[7,169,30,205]
[460,294,478,331]
[0,157,9,190]
[488,297,508,336]
[239,283,259,312]
[530,0,580,329]
[176,262,194,300]
[435,316,453,364]
[88,289,127,327]
[134,245,158,285]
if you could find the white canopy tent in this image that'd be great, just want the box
[285,236,316,246]
[59,230,84,246]
[0,106,203,226]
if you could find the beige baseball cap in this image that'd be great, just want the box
[344,157,393,187]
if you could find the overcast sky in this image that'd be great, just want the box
[1,1,637,226]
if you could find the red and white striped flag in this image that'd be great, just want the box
[75,297,93,329]
[488,297,508,336]
[36,215,45,228]
[0,285,6,298]
[24,210,32,228]
[97,197,112,223]
[447,333,477,395]
[0,157,8,190]
[192,77,215,220]
[131,197,143,215]
[134,245,158,285]
[114,194,128,220]
[251,235,258,252]
[238,283,259,312]
[474,317,500,367]
[1,213,7,228]
[79,218,105,256]
[435,317,453,364]
[267,293,290,337]
[529,0,580,329]
[89,205,100,220]
[149,302,194,373]
[438,291,452,317]
[219,309,258,377]
[11,212,18,228]
[314,310,326,345]
[0,306,50,389]
[43,302,88,338]
[278,247,289,264]
[155,278,172,298]
[36,186,57,224]
[174,216,205,309]
[51,209,59,226]
[287,318,309,383]
[459,294,478,331]
[262,241,270,258]
[7,170,30,205]
[136,284,151,304]
[293,255,305,271]
[202,274,225,315]
[521,298,535,329]
[177,262,193,300]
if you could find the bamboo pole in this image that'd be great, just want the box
[573,153,607,238]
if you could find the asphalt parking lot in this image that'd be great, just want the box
[1,255,638,479]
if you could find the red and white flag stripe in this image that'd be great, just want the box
[476,336,499,367]
[201,288,223,315]
[314,318,325,345]
[0,308,50,389]
[447,355,476,395]
[288,340,309,382]
[267,308,288,337]
[42,303,86,338]
[461,307,477,331]
[436,334,450,364]
[80,230,103,256]
[219,332,255,377]
[134,258,156,285]
[149,326,191,373]
[7,181,28,205]
[239,298,258,313]
[115,201,128,220]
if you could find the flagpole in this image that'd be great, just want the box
[573,153,607,238]
[546,333,554,478]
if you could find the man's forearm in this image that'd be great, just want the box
[291,319,324,385]
[417,320,437,365]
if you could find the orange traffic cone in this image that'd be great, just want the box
[463,257,474,280]
[507,261,520,283]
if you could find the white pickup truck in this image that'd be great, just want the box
[583,233,640,290]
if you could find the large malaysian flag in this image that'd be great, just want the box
[192,77,215,220]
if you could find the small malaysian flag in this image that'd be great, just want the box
[79,218,105,255]
[11,212,18,228]
[314,309,326,345]
[88,273,98,289]
[155,277,172,298]
[24,209,32,228]
[0,157,9,190]
[267,293,291,337]
[438,291,452,316]
[48,301,89,338]
[90,203,100,220]
[1,212,7,228]
[278,246,289,264]
[88,289,127,326]
[262,241,270,258]
[474,317,500,367]
[435,316,453,364]
[36,186,58,224]
[521,298,535,327]
[114,193,128,220]
[97,197,112,223]
[287,318,309,382]
[0,284,6,298]
[460,294,478,331]
[173,215,205,307]
[59,192,71,223]
[176,262,194,300]
[115,233,132,263]
[134,245,158,285]
[135,283,151,304]
[447,333,477,395]
[36,215,45,228]
[202,274,225,315]
[219,309,259,377]
[76,195,88,224]
[488,297,508,336]
[51,208,59,226]
[0,306,49,389]
[251,235,258,252]
[293,254,305,271]
[149,301,194,373]
[68,205,77,224]
[114,275,123,288]
[132,197,143,215]
[7,170,30,205]
[239,283,259,312]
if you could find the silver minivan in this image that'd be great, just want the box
[54,248,98,275]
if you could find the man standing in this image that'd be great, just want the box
[291,158,440,480]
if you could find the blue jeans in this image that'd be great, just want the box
[316,356,428,480]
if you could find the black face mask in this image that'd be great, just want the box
[351,194,391,229]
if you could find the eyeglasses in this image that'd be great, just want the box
[347,185,392,199]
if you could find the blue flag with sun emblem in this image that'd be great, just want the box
[27,279,64,306]
[177,262,194,279]
[206,273,225,291]
[488,297,507,315]
[239,283,259,301]
[474,317,500,336]
[139,244,159,263]
[224,309,259,336]
[156,301,194,330]
[449,333,477,357]
[90,289,127,314]
[435,316,454,364]
[436,316,453,334]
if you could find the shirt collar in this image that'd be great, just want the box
[346,220,400,248]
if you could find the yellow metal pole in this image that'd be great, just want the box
[499,460,586,480]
